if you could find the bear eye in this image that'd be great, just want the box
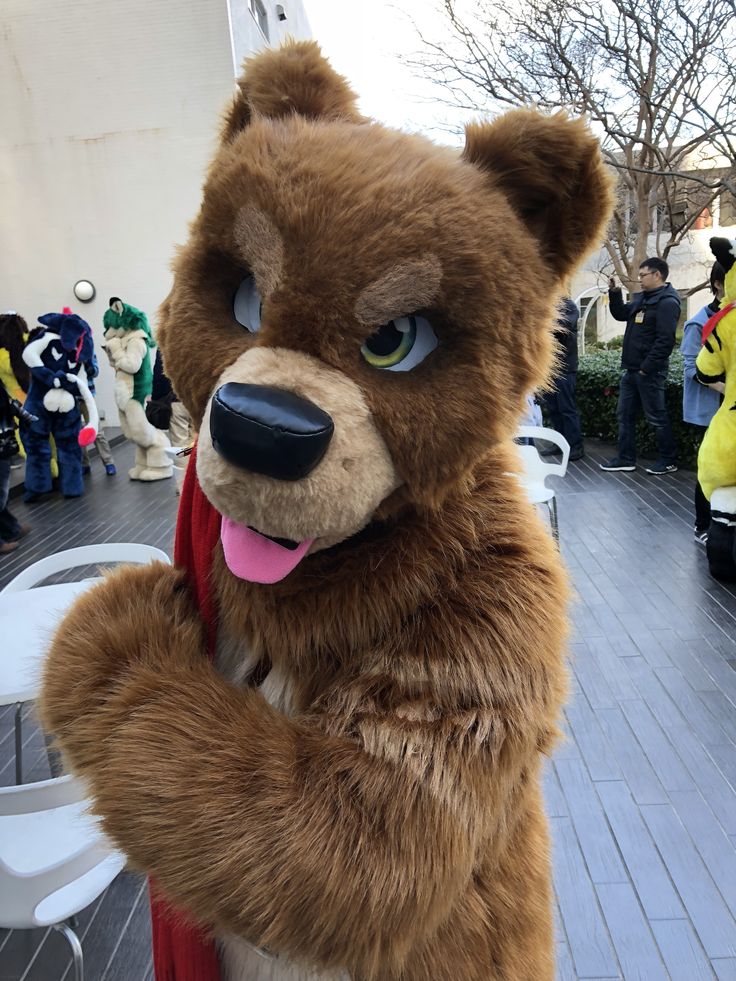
[233,276,262,333]
[360,314,438,372]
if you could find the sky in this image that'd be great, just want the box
[302,0,475,144]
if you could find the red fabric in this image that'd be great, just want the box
[150,442,223,981]
[702,300,736,344]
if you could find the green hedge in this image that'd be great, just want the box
[575,350,699,469]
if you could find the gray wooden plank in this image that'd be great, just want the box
[555,714,583,760]
[641,804,736,959]
[618,698,694,792]
[550,816,620,979]
[705,743,736,795]
[712,959,736,980]
[555,940,577,981]
[586,635,639,700]
[0,928,49,981]
[554,757,629,884]
[649,920,716,981]
[656,667,734,746]
[621,656,688,729]
[698,691,736,746]
[596,707,669,806]
[595,881,668,980]
[572,650,618,711]
[631,628,674,668]
[666,640,720,692]
[668,790,736,920]
[543,759,568,818]
[100,879,153,981]
[595,780,684,920]
[699,640,736,693]
[667,725,736,835]
[565,693,622,782]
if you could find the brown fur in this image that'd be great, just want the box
[354,255,443,325]
[234,205,285,296]
[40,41,614,981]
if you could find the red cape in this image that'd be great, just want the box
[150,443,222,981]
[702,299,736,344]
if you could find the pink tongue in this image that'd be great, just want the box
[221,517,313,584]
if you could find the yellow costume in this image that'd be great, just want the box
[696,237,736,500]
[0,342,27,402]
[0,338,28,462]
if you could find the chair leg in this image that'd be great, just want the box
[54,921,84,981]
[14,702,22,785]
[548,497,559,543]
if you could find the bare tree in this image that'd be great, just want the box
[409,0,736,292]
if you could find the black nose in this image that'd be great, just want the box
[210,383,334,480]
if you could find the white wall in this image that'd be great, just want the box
[1,0,240,423]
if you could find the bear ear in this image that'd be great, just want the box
[221,40,364,143]
[463,109,614,279]
[710,236,736,273]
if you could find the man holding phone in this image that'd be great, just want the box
[600,258,681,474]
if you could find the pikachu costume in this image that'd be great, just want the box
[696,236,736,580]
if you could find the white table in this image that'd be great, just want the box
[0,579,98,783]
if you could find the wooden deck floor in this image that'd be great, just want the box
[1,437,735,980]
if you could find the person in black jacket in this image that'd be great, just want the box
[600,257,681,475]
[542,297,584,460]
[0,382,33,553]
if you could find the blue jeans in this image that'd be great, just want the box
[542,372,582,450]
[0,458,22,544]
[617,369,677,465]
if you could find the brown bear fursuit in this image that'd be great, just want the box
[41,40,614,981]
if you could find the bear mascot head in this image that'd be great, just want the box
[42,41,613,981]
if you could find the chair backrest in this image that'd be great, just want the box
[0,772,84,814]
[0,774,116,928]
[0,542,171,594]
[516,426,571,482]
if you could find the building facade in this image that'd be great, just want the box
[0,0,310,423]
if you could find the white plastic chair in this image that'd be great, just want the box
[515,426,571,541]
[0,542,170,595]
[0,773,126,980]
[0,543,171,783]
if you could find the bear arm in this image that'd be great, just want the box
[114,336,148,375]
[40,565,516,977]
[95,683,501,977]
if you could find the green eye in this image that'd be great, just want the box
[360,315,437,372]
[361,317,417,368]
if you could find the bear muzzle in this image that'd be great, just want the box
[210,382,334,480]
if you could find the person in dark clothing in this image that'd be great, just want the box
[542,297,584,461]
[0,382,33,553]
[149,350,193,494]
[600,256,681,475]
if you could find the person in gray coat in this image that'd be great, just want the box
[681,261,725,544]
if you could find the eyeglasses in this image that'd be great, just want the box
[638,271,655,279]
